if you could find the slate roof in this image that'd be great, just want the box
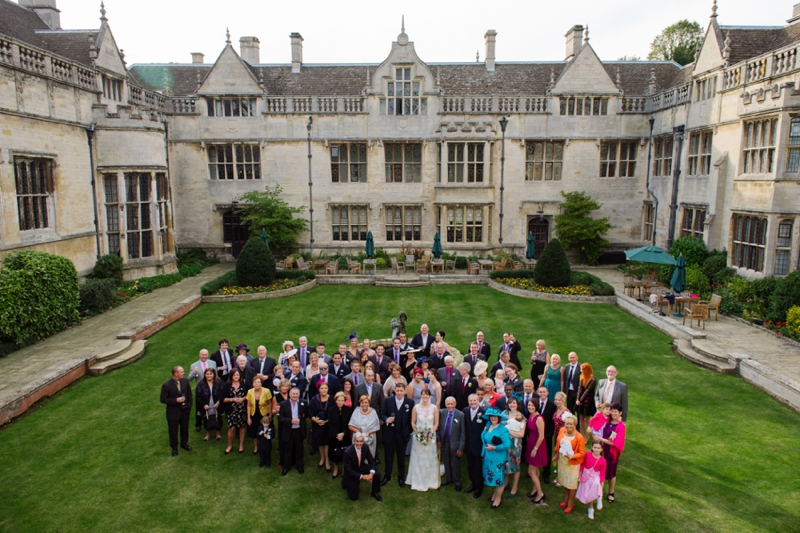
[37,31,99,66]
[713,23,800,65]
[0,0,50,44]
[602,62,681,94]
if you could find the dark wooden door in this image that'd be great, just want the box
[223,211,250,258]
[527,218,549,258]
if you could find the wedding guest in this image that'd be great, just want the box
[246,376,275,455]
[554,414,585,514]
[529,339,549,385]
[504,363,523,395]
[210,338,234,380]
[278,387,308,475]
[160,366,193,457]
[473,360,490,390]
[541,353,562,401]
[536,386,556,485]
[273,379,291,467]
[463,394,486,499]
[278,340,296,367]
[594,366,628,421]
[552,392,572,478]
[247,345,275,385]
[424,368,442,407]
[437,396,465,491]
[256,415,274,467]
[371,343,391,384]
[310,362,340,396]
[305,352,321,382]
[331,349,348,380]
[346,333,360,364]
[482,408,511,508]
[343,432,383,501]
[589,404,612,440]
[268,365,284,394]
[561,352,581,412]
[234,355,252,390]
[576,363,597,435]
[576,440,607,520]
[348,395,381,458]
[524,398,547,504]
[221,368,247,454]
[310,382,333,471]
[599,402,626,503]
[382,363,408,399]
[341,377,356,408]
[195,368,222,442]
[503,397,525,498]
[381,382,414,488]
[327,391,353,479]
[401,348,419,383]
[360,338,376,359]
[480,379,502,410]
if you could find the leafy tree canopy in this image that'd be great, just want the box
[235,184,309,253]
[554,191,612,266]
[647,20,704,66]
[617,55,641,61]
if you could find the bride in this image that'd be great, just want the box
[405,388,440,491]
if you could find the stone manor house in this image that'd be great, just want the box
[2,0,800,279]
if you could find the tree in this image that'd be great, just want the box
[235,184,309,253]
[236,236,276,287]
[647,20,704,66]
[534,238,571,288]
[617,55,641,61]
[554,191,612,266]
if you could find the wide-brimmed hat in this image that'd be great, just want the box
[482,407,508,422]
[282,340,295,352]
[473,360,488,376]
[235,343,250,352]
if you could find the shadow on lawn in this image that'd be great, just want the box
[627,441,795,532]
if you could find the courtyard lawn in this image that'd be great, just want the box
[1,285,798,532]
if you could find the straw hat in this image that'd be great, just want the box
[473,360,488,377]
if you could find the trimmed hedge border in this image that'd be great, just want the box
[487,279,616,304]
[202,279,317,303]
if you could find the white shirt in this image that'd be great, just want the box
[470,407,479,421]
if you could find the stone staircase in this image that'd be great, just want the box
[672,338,738,374]
[375,275,432,288]
[88,339,148,376]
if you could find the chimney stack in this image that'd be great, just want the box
[484,30,497,72]
[239,36,260,64]
[191,53,204,64]
[290,33,303,73]
[565,25,584,61]
[789,3,800,23]
[19,0,61,29]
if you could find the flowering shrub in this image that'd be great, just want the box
[496,278,592,296]
[215,278,307,296]
[786,306,800,340]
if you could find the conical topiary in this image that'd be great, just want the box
[236,236,276,287]
[534,238,571,287]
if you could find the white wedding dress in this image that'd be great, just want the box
[405,404,440,491]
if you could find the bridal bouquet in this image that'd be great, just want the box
[414,426,434,445]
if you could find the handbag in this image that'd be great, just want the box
[205,411,221,431]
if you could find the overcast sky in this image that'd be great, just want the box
[55,0,794,66]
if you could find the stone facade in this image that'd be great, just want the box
[3,1,800,279]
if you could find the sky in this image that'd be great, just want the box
[53,0,795,66]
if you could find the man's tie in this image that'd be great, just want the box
[357,448,361,464]
[444,411,453,441]
[354,375,359,386]
[202,361,207,371]
[462,378,467,392]
[394,350,399,364]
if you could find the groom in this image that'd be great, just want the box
[381,382,415,488]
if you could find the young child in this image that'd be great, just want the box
[576,440,607,519]
[257,415,274,467]
[589,403,612,440]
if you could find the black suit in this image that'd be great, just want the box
[355,381,384,414]
[286,372,308,397]
[370,354,391,384]
[536,398,556,482]
[463,405,486,492]
[310,373,340,396]
[428,353,449,371]
[248,356,277,381]
[477,341,491,361]
[462,353,481,376]
[278,398,308,470]
[490,361,506,380]
[562,363,581,412]
[411,333,434,354]
[505,375,524,395]
[330,361,348,380]
[381,396,414,481]
[210,348,234,380]
[160,377,193,449]
[449,375,478,410]
[498,340,523,371]
[343,444,382,500]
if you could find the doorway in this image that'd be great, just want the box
[527,218,549,258]
[223,211,250,258]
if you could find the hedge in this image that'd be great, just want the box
[275,270,316,281]
[201,270,238,296]
[490,270,535,279]
[569,271,615,296]
[80,278,117,315]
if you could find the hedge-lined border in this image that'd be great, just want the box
[201,279,317,303]
[487,279,616,304]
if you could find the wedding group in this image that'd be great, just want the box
[160,324,629,517]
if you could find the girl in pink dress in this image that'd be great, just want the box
[576,440,607,520]
[588,403,611,439]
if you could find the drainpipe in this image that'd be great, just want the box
[645,115,658,245]
[667,125,685,250]
[85,122,101,259]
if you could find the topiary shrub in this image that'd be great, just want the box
[89,254,123,283]
[685,264,710,296]
[534,238,571,287]
[236,237,276,287]
[79,278,117,315]
[768,270,800,322]
[0,251,80,344]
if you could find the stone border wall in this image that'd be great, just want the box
[487,279,616,304]
[201,279,317,303]
[739,359,800,412]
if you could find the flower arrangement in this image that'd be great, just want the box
[496,278,592,296]
[214,278,308,296]
[413,426,435,446]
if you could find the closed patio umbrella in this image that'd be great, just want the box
[432,232,443,259]
[525,232,536,259]
[365,231,375,258]
[670,254,686,292]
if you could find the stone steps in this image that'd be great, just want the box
[673,340,737,374]
[375,280,431,288]
[93,338,132,363]
[690,338,732,364]
[88,340,148,376]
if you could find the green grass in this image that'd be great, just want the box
[1,285,798,532]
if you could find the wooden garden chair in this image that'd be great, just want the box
[699,294,722,321]
[492,258,508,271]
[391,256,405,274]
[347,258,362,274]
[295,257,311,271]
[466,259,479,275]
[682,304,708,329]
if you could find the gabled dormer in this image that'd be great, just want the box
[369,20,435,116]
[693,13,725,75]
[552,29,618,96]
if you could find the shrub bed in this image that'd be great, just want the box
[214,278,310,296]
[201,270,238,296]
[495,278,592,296]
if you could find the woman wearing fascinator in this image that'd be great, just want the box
[481,408,511,509]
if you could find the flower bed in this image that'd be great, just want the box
[495,278,592,296]
[215,278,307,296]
